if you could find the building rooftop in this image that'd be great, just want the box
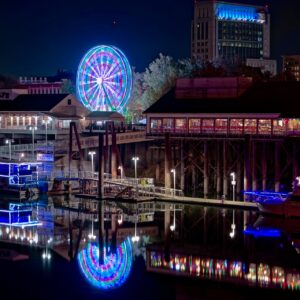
[283,55,300,59]
[86,111,125,122]
[0,94,70,112]
[143,81,300,118]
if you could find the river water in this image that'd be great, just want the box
[0,195,300,299]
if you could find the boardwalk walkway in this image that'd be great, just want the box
[51,170,258,210]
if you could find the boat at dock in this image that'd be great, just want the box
[247,189,300,217]
[0,161,42,199]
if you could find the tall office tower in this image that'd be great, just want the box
[191,1,270,62]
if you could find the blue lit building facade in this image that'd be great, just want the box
[191,1,270,62]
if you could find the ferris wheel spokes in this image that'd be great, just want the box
[76,45,132,113]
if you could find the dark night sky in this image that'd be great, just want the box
[0,0,300,76]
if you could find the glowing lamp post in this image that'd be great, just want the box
[29,126,37,160]
[117,213,123,225]
[132,157,139,182]
[19,152,24,162]
[171,168,176,197]
[5,139,13,161]
[132,157,139,198]
[118,166,123,181]
[230,172,236,201]
[42,118,51,146]
[88,151,96,176]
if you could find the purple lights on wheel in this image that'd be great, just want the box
[76,45,132,113]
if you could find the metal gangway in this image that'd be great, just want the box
[49,169,184,200]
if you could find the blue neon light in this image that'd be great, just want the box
[216,4,265,23]
[244,191,288,197]
[0,162,41,186]
[244,191,288,203]
[77,237,133,290]
[244,227,281,238]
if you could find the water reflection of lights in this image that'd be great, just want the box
[0,223,51,248]
[229,210,236,239]
[77,237,133,290]
[244,227,281,238]
[42,248,51,260]
[170,205,176,232]
[88,217,96,240]
[132,214,140,243]
[150,251,300,291]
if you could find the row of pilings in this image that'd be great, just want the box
[158,134,300,199]
[82,131,300,199]
[118,134,300,199]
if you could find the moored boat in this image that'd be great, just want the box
[256,190,300,217]
[0,161,42,199]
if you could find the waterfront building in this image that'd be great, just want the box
[144,77,300,197]
[0,93,88,144]
[0,93,125,141]
[283,55,300,81]
[0,92,125,165]
[191,1,270,62]
[246,58,277,76]
[18,76,65,94]
[144,77,300,137]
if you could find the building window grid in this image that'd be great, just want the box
[148,117,300,136]
[217,21,264,60]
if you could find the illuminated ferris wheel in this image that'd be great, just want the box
[76,45,132,112]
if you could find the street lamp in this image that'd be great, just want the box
[171,168,176,197]
[88,151,96,176]
[5,139,13,161]
[118,165,123,181]
[29,126,37,160]
[132,157,139,182]
[42,118,51,146]
[19,152,24,161]
[117,212,123,225]
[230,172,236,201]
[132,213,140,243]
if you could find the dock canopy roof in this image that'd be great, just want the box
[86,111,125,122]
[0,94,70,112]
[144,81,300,118]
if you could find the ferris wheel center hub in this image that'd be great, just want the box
[96,77,103,85]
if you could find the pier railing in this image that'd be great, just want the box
[48,170,184,199]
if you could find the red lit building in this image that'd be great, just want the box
[17,76,64,94]
[144,77,300,137]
